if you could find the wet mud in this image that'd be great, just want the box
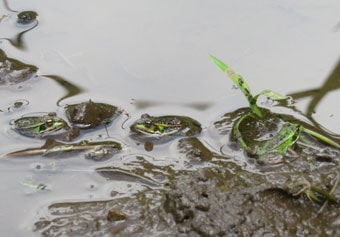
[33,164,340,237]
[31,130,340,236]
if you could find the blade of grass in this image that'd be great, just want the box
[302,128,340,149]
[209,54,263,118]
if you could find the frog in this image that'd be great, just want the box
[130,113,202,142]
[230,109,339,165]
[65,100,120,129]
[12,112,79,141]
[258,122,300,150]
[210,55,340,166]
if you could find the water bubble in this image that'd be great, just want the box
[7,99,29,112]
[263,98,274,107]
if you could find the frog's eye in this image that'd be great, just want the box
[144,120,152,128]
[45,119,54,127]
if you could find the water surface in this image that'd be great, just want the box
[1,0,340,236]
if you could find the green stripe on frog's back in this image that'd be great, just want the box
[130,114,202,139]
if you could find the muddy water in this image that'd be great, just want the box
[1,0,340,236]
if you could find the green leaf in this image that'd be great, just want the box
[209,54,227,72]
[210,54,263,117]
[232,112,255,150]
[250,90,288,115]
[257,90,288,101]
[302,128,340,149]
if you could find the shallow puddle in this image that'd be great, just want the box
[1,0,340,236]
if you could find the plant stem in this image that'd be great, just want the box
[302,128,340,149]
[311,186,338,203]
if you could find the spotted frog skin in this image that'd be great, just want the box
[12,112,78,141]
[130,114,202,140]
[255,122,302,157]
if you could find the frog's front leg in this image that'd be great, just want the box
[62,126,80,141]
[288,180,311,196]
[287,179,337,204]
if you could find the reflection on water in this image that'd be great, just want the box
[0,48,38,85]
[43,75,84,105]
[132,99,213,110]
[2,21,38,50]
[289,56,340,138]
[3,0,15,12]
[0,1,39,50]
[0,47,84,104]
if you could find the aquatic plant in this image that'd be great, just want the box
[210,54,339,204]
[209,54,339,150]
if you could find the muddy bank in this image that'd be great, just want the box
[165,167,340,236]
[34,161,340,236]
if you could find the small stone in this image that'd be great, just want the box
[107,209,127,222]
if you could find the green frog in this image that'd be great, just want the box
[130,113,202,142]
[210,55,340,165]
[231,110,339,165]
[12,112,79,141]
[255,123,301,157]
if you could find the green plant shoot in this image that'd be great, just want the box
[209,55,288,118]
[210,54,340,150]
[209,55,262,117]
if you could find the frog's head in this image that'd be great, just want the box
[31,112,66,134]
[131,114,166,135]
